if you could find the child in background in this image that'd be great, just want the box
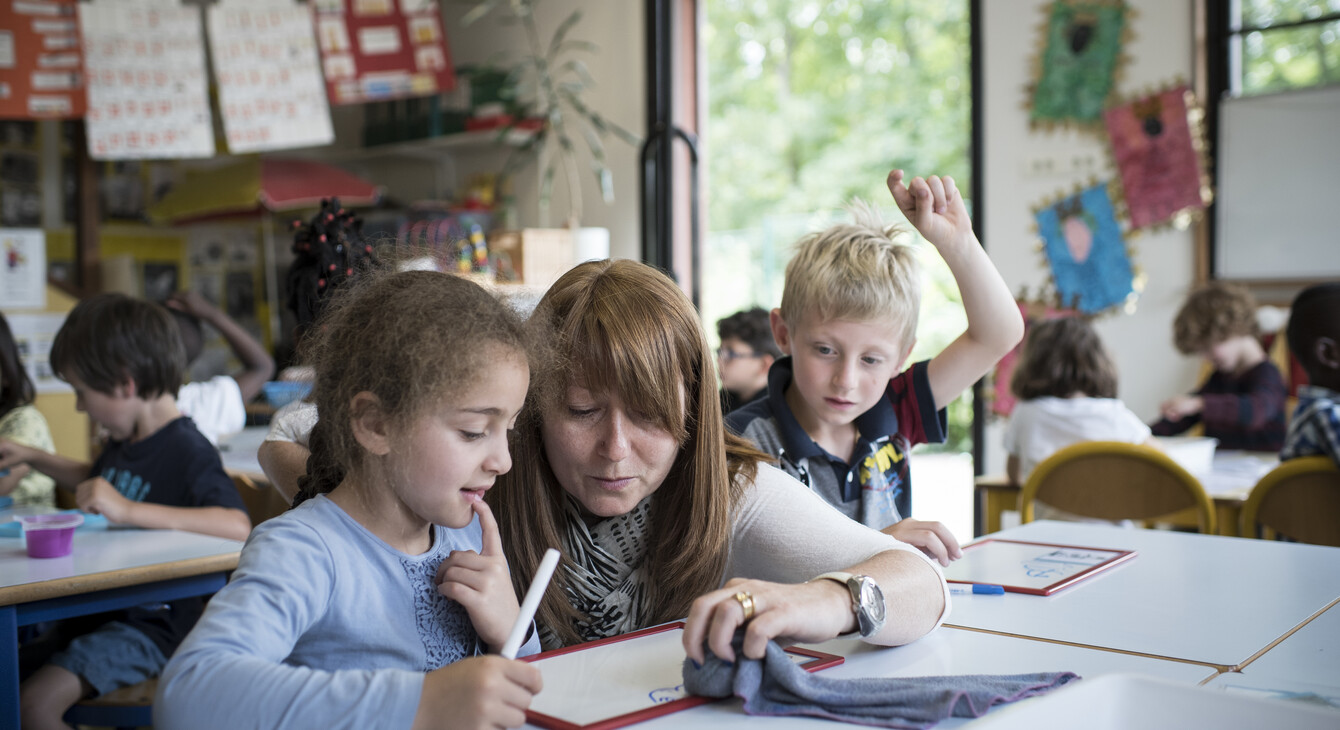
[1280,282,1340,467]
[166,289,276,446]
[729,171,1024,566]
[258,199,375,502]
[717,306,781,415]
[156,270,542,729]
[1152,282,1287,451]
[0,294,249,729]
[1004,317,1156,490]
[0,312,56,507]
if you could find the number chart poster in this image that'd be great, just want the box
[313,0,455,105]
[0,0,84,118]
[79,1,215,159]
[207,3,334,153]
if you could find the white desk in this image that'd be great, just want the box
[1195,450,1279,500]
[0,525,242,730]
[217,425,269,482]
[943,521,1340,668]
[536,626,1217,729]
[1203,598,1340,708]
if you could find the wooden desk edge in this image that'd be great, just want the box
[0,552,240,607]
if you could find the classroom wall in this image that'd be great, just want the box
[980,0,1203,474]
[444,1,647,261]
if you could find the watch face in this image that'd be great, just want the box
[860,579,886,622]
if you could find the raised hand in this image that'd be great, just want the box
[413,655,542,730]
[435,500,521,650]
[886,169,975,256]
[165,290,221,319]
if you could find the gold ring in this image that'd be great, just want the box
[733,591,755,622]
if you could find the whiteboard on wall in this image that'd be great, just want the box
[1215,84,1340,280]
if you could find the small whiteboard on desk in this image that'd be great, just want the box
[945,540,1136,596]
[523,622,842,730]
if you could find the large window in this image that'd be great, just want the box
[1226,0,1340,97]
[700,0,975,536]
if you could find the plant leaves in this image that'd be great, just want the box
[460,0,504,27]
[548,10,583,58]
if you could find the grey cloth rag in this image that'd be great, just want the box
[683,634,1080,729]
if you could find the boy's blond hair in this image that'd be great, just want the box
[779,200,921,348]
[1172,281,1258,355]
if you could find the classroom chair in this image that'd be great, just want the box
[1240,456,1340,546]
[63,677,155,729]
[1020,441,1217,533]
[233,472,291,526]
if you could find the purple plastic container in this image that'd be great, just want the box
[18,513,84,558]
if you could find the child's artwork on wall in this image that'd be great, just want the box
[1104,84,1213,230]
[991,300,1080,418]
[1029,0,1131,129]
[1034,183,1138,315]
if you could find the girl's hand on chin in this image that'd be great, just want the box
[435,500,522,649]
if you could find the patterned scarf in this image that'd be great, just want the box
[539,493,655,650]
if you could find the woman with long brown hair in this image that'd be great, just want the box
[489,259,947,665]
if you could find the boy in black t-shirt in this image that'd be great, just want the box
[0,293,250,729]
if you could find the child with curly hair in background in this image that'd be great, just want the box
[1152,282,1287,452]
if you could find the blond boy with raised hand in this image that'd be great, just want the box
[727,171,1024,566]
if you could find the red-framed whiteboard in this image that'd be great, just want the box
[945,539,1137,596]
[522,622,843,730]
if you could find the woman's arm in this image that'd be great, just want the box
[683,464,947,663]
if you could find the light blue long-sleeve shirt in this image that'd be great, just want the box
[156,494,540,729]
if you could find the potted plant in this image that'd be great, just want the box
[461,0,640,229]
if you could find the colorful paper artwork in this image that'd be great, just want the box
[1034,183,1135,315]
[1030,1,1129,128]
[1104,84,1211,230]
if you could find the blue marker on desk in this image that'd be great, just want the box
[949,584,1005,595]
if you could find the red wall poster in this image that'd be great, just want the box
[0,0,84,119]
[313,0,455,105]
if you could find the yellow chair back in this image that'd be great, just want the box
[1021,441,1216,533]
[1240,457,1340,546]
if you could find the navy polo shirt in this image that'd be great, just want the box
[726,357,946,529]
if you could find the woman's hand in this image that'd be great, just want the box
[682,577,854,664]
[881,518,963,567]
[436,500,521,650]
[413,655,542,730]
